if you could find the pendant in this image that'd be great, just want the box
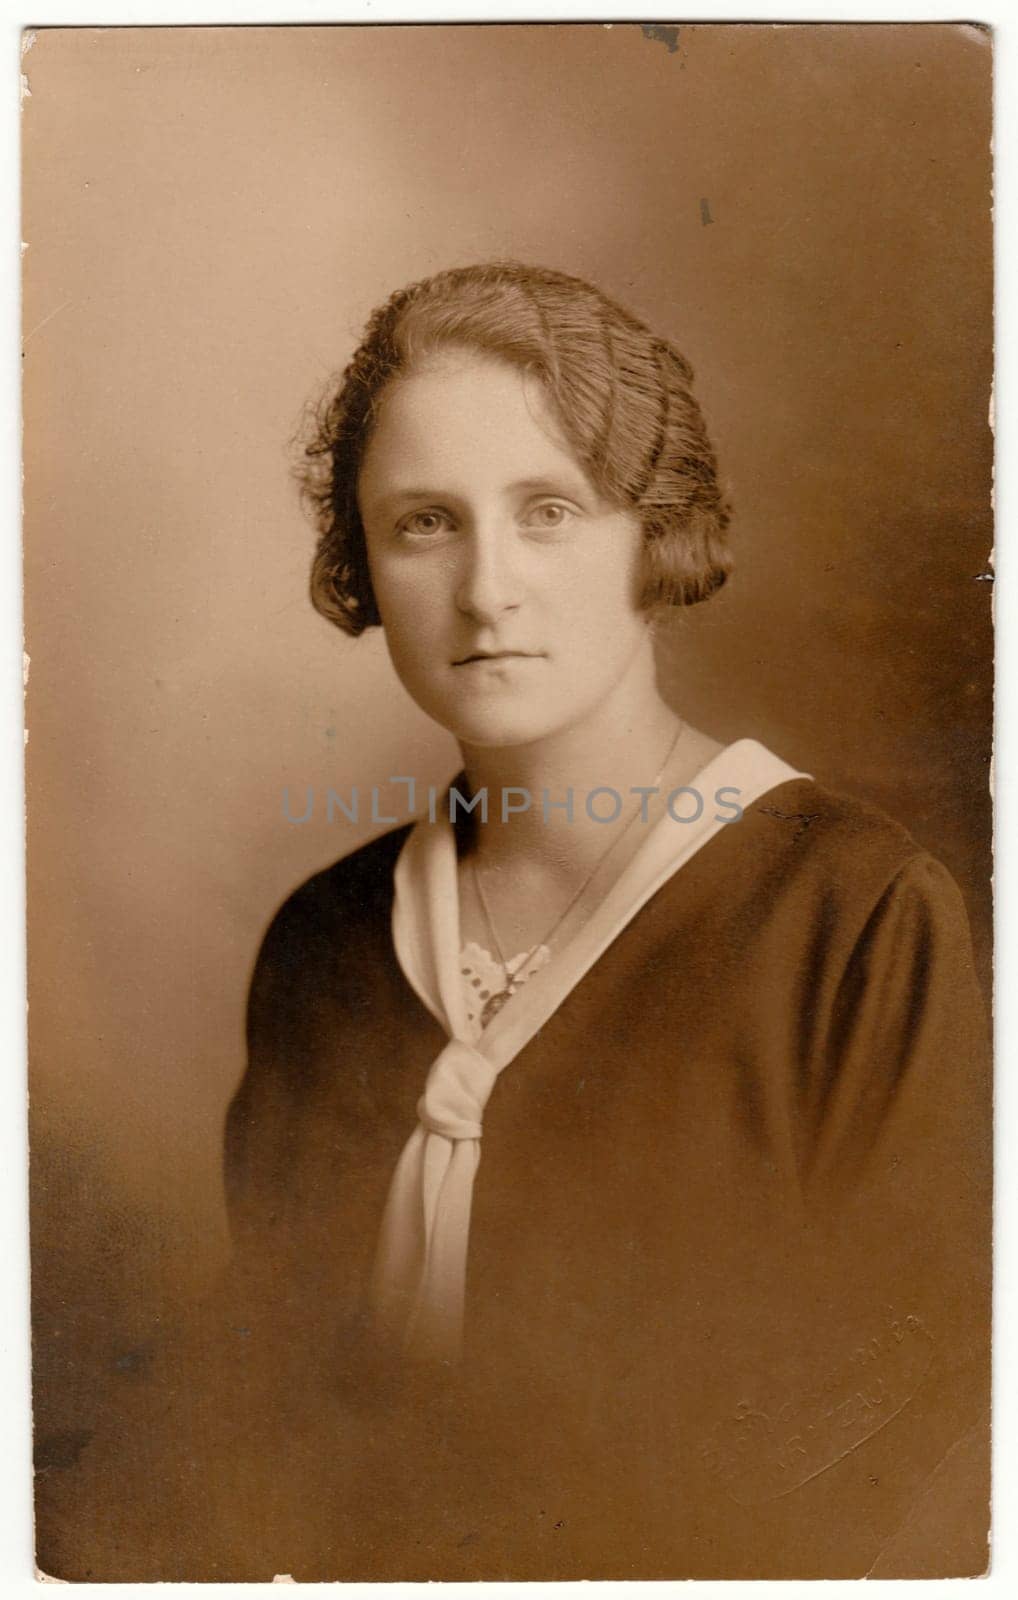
[480,985,515,1028]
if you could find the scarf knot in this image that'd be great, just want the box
[417,1038,497,1141]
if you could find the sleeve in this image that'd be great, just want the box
[222,899,300,1269]
[771,853,992,1575]
[808,852,990,1207]
[222,857,351,1260]
[808,855,991,1365]
[217,882,342,1360]
[222,903,293,1252]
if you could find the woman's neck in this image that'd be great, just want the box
[458,672,692,879]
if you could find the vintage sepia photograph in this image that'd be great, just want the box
[22,19,993,1581]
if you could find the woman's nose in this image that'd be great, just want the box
[454,524,523,623]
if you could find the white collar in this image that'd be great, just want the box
[392,738,808,1071]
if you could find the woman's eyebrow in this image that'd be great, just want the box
[365,487,456,515]
[508,475,589,495]
[366,476,592,514]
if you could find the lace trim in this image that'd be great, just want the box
[459,939,551,1040]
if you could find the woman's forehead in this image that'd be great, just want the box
[358,351,595,505]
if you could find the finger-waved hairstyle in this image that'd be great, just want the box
[298,262,732,635]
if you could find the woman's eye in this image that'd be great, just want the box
[398,509,452,539]
[524,502,574,530]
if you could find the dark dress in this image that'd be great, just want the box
[217,776,991,1579]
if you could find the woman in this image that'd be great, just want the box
[223,263,991,1579]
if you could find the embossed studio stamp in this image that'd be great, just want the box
[699,1313,935,1507]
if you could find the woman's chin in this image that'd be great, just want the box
[445,715,559,750]
[428,701,567,751]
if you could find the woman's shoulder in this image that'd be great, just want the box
[730,771,972,935]
[254,823,413,965]
[745,772,927,875]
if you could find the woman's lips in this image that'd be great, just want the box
[453,650,544,665]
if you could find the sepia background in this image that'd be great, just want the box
[23,20,992,1501]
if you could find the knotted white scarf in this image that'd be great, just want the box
[369,740,807,1364]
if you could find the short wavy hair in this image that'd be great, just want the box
[298,262,732,636]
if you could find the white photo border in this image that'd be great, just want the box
[6,4,1011,1595]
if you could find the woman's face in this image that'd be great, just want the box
[357,349,651,750]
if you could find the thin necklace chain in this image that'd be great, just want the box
[470,718,686,1024]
